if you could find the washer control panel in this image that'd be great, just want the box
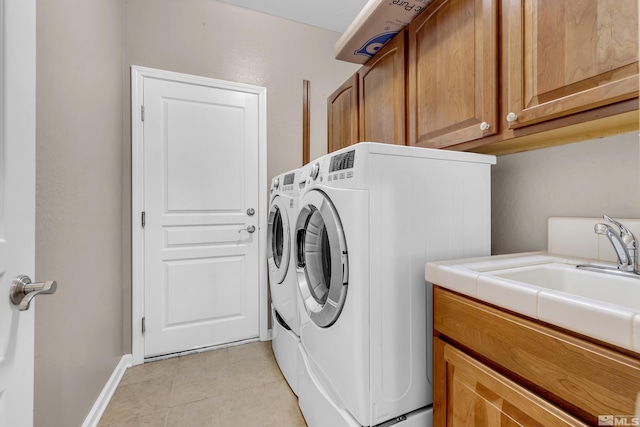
[281,172,296,192]
[271,171,298,194]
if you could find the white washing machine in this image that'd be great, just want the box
[294,142,496,427]
[267,169,301,394]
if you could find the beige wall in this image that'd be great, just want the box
[491,131,640,255]
[35,0,124,426]
[31,0,639,425]
[34,0,358,425]
[123,0,359,176]
[121,0,359,350]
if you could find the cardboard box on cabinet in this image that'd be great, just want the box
[335,0,432,64]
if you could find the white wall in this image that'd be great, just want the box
[491,132,640,255]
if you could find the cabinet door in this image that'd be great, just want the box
[505,0,639,129]
[359,30,406,145]
[434,338,588,426]
[327,73,359,153]
[434,287,640,423]
[408,0,498,149]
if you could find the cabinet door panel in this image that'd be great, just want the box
[359,31,406,145]
[328,73,359,153]
[437,339,588,426]
[506,0,639,128]
[434,287,640,423]
[408,0,498,148]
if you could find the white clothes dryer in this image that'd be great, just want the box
[294,142,495,427]
[267,169,301,394]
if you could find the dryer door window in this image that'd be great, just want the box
[296,190,348,328]
[267,199,290,284]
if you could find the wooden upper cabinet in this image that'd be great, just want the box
[328,0,638,155]
[358,30,406,145]
[407,0,498,149]
[327,73,359,153]
[504,0,639,129]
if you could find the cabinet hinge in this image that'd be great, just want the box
[141,105,145,121]
[142,317,146,334]
[141,211,146,228]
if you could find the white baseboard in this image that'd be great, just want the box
[81,354,132,427]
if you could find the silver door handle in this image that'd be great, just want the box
[10,275,57,311]
[242,225,256,233]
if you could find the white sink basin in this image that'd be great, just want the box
[487,263,640,311]
[425,252,640,354]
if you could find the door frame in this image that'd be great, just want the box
[130,66,268,366]
[0,0,37,421]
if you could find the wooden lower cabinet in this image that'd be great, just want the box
[433,286,640,426]
[435,338,587,426]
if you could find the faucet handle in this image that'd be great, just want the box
[603,215,637,246]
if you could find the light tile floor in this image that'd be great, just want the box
[98,341,307,427]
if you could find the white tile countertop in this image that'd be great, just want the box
[426,252,640,354]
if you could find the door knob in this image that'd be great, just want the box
[247,208,255,216]
[244,225,256,233]
[10,275,57,311]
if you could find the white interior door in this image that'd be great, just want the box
[0,0,36,425]
[135,69,266,359]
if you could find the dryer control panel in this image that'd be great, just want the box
[327,149,355,183]
[299,147,359,189]
[329,150,355,172]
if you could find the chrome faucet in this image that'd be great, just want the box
[595,215,638,274]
